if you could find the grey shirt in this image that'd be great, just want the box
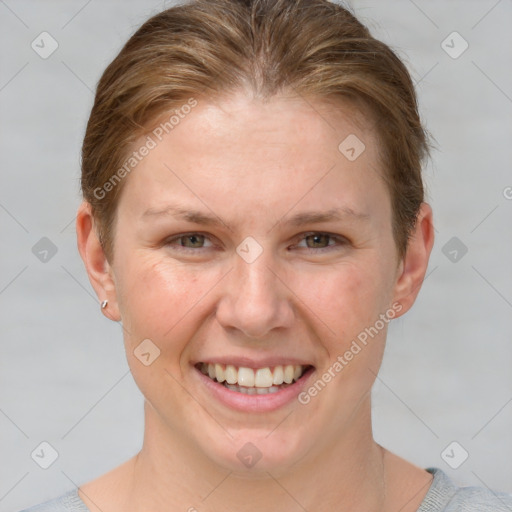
[18,467,512,511]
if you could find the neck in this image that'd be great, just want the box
[125,396,387,512]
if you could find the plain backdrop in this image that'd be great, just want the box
[1,0,511,510]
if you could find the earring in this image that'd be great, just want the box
[101,300,108,309]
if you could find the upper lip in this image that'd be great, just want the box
[192,356,315,369]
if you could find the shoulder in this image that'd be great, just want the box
[418,467,512,512]
[17,490,90,512]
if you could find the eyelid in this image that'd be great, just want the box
[164,231,348,252]
[292,231,349,250]
[164,232,216,249]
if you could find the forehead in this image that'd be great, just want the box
[116,91,389,230]
[176,91,376,152]
[143,90,380,165]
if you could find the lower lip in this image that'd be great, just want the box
[192,365,315,413]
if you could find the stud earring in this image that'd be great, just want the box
[101,300,108,309]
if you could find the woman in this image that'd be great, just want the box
[20,0,512,510]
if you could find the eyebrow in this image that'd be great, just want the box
[142,204,370,228]
[284,207,370,226]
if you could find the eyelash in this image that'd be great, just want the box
[164,232,348,253]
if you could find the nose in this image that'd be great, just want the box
[215,248,295,339]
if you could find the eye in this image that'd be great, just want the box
[165,233,214,250]
[163,231,347,254]
[294,232,348,252]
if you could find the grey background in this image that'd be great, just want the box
[1,0,511,510]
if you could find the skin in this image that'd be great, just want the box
[76,90,435,512]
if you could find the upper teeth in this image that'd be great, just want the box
[200,363,306,387]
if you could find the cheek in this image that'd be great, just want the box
[294,262,385,334]
[116,255,215,343]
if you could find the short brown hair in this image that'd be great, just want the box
[81,0,430,262]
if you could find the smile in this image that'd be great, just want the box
[195,362,313,395]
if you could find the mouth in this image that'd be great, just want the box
[194,362,314,395]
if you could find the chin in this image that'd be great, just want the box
[196,428,309,477]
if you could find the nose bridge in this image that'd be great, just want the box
[236,248,276,299]
[216,238,293,338]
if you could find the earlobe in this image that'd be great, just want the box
[391,202,435,318]
[76,201,121,321]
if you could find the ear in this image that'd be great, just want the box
[391,202,435,318]
[76,201,121,321]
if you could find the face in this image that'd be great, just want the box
[87,91,416,474]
